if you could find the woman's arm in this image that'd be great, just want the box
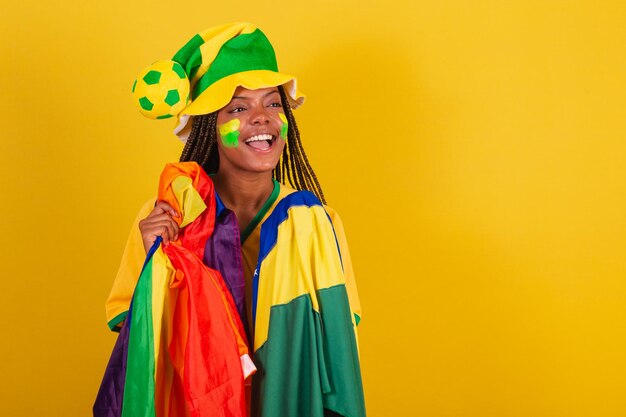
[104,199,180,330]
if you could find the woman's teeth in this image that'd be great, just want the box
[245,134,274,150]
[245,134,273,143]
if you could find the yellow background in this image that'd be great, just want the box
[1,1,625,416]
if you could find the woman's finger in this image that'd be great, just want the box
[148,201,180,219]
[160,225,170,246]
[142,213,179,227]
[139,204,180,252]
[151,218,179,239]
[144,220,178,239]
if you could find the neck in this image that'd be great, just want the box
[212,169,274,212]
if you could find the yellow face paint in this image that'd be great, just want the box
[279,113,288,140]
[218,118,241,147]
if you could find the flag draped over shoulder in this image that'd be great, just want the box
[251,191,366,417]
[94,162,254,417]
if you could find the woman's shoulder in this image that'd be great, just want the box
[274,182,343,223]
[275,182,332,208]
[276,181,298,199]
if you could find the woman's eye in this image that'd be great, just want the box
[269,102,282,108]
[229,106,246,113]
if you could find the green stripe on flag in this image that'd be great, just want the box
[122,256,156,417]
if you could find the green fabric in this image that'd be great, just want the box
[171,62,186,79]
[193,29,278,99]
[121,256,156,417]
[251,285,365,417]
[107,311,128,332]
[240,179,280,244]
[187,49,203,81]
[172,34,205,80]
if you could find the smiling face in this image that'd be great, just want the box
[215,86,287,175]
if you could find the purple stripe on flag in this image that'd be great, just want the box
[93,311,130,417]
[203,209,249,337]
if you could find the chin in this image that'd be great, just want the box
[245,160,280,174]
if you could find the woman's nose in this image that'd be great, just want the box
[251,107,271,125]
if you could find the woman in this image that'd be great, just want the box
[97,23,364,417]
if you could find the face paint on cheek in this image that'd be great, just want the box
[279,113,288,140]
[218,118,241,148]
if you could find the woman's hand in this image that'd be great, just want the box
[138,201,180,253]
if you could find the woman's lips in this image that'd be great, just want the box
[244,134,274,151]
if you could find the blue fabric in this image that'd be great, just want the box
[252,191,322,323]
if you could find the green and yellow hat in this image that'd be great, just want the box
[131,22,305,142]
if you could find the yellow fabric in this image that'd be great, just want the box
[149,246,175,375]
[325,206,361,321]
[253,204,348,349]
[170,175,207,228]
[240,184,295,326]
[182,70,304,116]
[105,184,361,339]
[132,59,191,120]
[106,199,155,328]
[189,23,258,94]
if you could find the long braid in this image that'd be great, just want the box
[180,112,219,174]
[276,86,326,203]
[180,86,326,204]
[280,145,295,192]
[192,115,210,166]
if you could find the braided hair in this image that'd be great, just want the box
[179,86,326,204]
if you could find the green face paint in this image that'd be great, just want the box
[279,113,288,140]
[218,118,241,148]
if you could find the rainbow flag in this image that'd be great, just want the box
[94,163,254,417]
